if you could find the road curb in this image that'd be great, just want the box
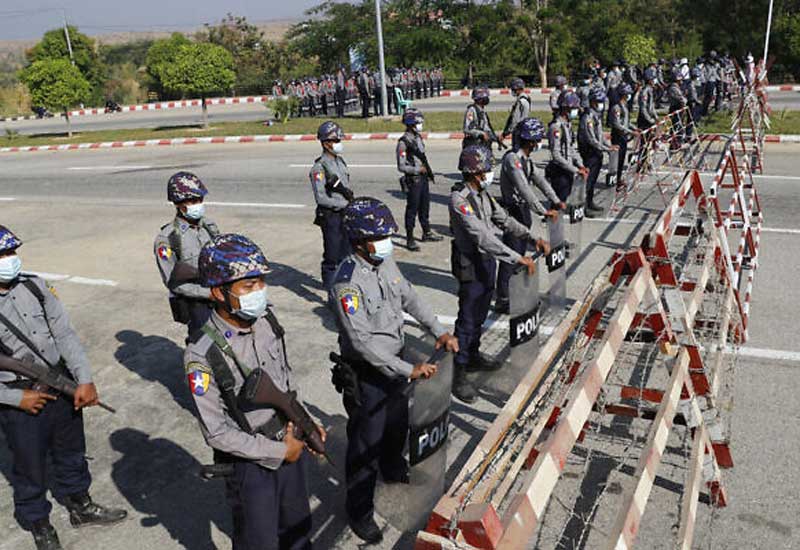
[3,132,800,154]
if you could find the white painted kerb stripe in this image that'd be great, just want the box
[205,201,307,209]
[0,198,16,202]
[26,271,119,287]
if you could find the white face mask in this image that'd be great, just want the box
[232,287,268,320]
[183,202,205,220]
[535,142,544,152]
[626,94,633,102]
[595,102,605,111]
[415,123,424,133]
[569,109,579,120]
[331,142,344,154]
[0,255,22,283]
[478,173,492,190]
[369,238,393,261]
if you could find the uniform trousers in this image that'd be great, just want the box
[0,395,91,527]
[454,256,497,367]
[404,176,431,236]
[317,208,352,290]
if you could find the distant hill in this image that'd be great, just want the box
[0,18,297,58]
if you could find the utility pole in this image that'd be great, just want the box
[374,0,389,117]
[62,9,75,66]
[761,0,774,80]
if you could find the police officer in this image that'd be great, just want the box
[335,66,347,118]
[396,109,443,251]
[495,118,559,314]
[358,68,371,118]
[154,172,220,336]
[546,91,589,203]
[331,198,458,543]
[310,121,354,290]
[463,86,504,151]
[667,67,689,143]
[549,75,567,118]
[186,233,323,549]
[638,68,658,130]
[0,226,127,550]
[449,146,546,403]
[576,73,592,115]
[578,88,618,216]
[502,78,532,150]
[607,82,637,187]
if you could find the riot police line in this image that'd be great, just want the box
[0,65,725,550]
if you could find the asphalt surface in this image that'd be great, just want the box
[0,140,797,549]
[3,89,800,135]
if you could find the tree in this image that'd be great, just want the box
[202,14,271,95]
[20,58,90,137]
[26,26,105,104]
[145,33,191,99]
[623,34,657,68]
[160,43,236,128]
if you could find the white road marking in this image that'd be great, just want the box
[0,198,16,202]
[732,345,800,363]
[26,271,119,287]
[205,201,307,209]
[68,165,153,171]
[289,164,394,168]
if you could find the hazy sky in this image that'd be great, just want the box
[0,0,331,40]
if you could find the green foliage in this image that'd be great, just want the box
[19,58,91,111]
[267,97,300,123]
[623,34,657,67]
[26,26,105,103]
[201,13,271,95]
[160,43,236,99]
[145,33,191,98]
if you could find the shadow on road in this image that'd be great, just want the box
[109,428,230,550]
[113,330,193,415]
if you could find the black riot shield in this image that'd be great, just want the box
[508,257,542,373]
[567,174,586,254]
[380,344,453,531]
[546,213,567,311]
[606,148,619,188]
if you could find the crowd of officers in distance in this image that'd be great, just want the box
[271,66,445,119]
[0,49,758,550]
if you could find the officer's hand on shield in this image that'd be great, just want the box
[283,423,305,463]
[306,424,328,458]
[19,390,57,415]
[535,239,551,256]
[517,255,536,276]
[578,167,589,181]
[435,332,459,353]
[611,145,620,151]
[419,165,428,174]
[411,363,437,380]
[545,209,560,221]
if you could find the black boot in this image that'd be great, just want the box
[452,365,478,404]
[420,231,443,242]
[64,493,127,528]
[32,520,62,550]
[493,298,510,315]
[406,234,420,251]
[466,352,503,372]
[349,514,383,544]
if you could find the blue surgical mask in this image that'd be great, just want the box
[184,203,205,220]
[369,238,393,262]
[0,255,22,283]
[233,287,268,320]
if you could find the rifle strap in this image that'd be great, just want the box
[203,342,253,435]
[0,309,54,370]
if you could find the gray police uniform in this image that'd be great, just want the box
[310,151,353,290]
[546,118,585,201]
[578,108,612,207]
[184,309,311,548]
[503,93,531,148]
[462,103,498,150]
[397,130,433,237]
[0,275,93,526]
[608,101,636,181]
[637,85,657,129]
[331,254,445,522]
[549,88,562,115]
[154,216,219,334]
[449,182,536,368]
[495,150,555,306]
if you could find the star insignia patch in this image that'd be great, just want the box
[157,245,172,261]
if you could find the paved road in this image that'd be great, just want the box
[0,141,797,549]
[3,90,799,135]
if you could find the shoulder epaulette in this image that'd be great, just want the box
[334,258,356,284]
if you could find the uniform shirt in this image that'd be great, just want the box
[684,80,700,103]
[184,310,293,470]
[668,82,687,109]
[450,182,535,266]
[576,85,591,111]
[332,255,446,379]
[463,103,497,142]
[499,150,559,216]
[549,88,562,111]
[637,85,657,126]
[154,216,217,300]
[396,130,426,178]
[578,108,612,153]
[503,93,531,136]
[705,62,719,83]
[608,102,635,138]
[309,151,351,211]
[605,69,622,92]
[548,118,584,175]
[0,275,92,407]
